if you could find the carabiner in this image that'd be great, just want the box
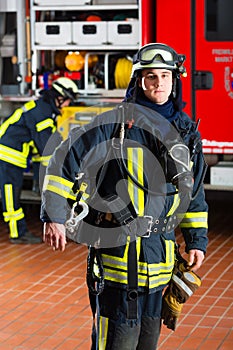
[65,201,89,233]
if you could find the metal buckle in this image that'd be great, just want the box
[142,215,153,238]
[123,215,135,226]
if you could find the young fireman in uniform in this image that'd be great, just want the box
[0,77,78,244]
[41,43,208,349]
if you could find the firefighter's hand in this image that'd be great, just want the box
[43,222,67,252]
[187,249,205,272]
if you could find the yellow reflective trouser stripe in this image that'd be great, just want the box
[127,147,144,216]
[3,207,24,222]
[43,174,76,200]
[0,144,28,168]
[178,212,208,228]
[36,118,55,132]
[99,316,108,350]
[0,100,36,137]
[3,184,24,238]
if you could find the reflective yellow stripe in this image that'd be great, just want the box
[3,184,24,238]
[43,174,76,200]
[41,156,51,166]
[0,144,28,168]
[102,239,174,289]
[24,100,37,110]
[36,118,55,132]
[30,142,38,155]
[102,254,127,270]
[0,100,36,137]
[101,147,175,290]
[32,156,43,162]
[147,240,174,289]
[0,109,23,137]
[32,155,51,165]
[148,274,173,289]
[178,212,208,228]
[3,207,24,221]
[136,236,141,262]
[167,193,180,216]
[73,181,89,202]
[46,184,76,200]
[99,316,108,350]
[127,147,144,216]
[103,266,172,288]
[104,268,128,284]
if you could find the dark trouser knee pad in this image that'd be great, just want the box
[136,316,161,350]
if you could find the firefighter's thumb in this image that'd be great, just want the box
[187,250,195,268]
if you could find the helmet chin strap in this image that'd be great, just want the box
[56,96,66,109]
[172,77,177,98]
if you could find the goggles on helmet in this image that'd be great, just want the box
[132,43,186,75]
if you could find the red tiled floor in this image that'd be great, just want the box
[0,197,232,349]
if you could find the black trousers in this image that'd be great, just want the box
[92,287,162,350]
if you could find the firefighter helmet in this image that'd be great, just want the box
[132,43,186,77]
[52,77,79,101]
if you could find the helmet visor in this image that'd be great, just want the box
[133,44,178,66]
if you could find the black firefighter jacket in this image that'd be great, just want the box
[0,98,61,169]
[41,102,208,293]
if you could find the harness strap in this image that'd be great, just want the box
[150,214,178,235]
[127,238,138,320]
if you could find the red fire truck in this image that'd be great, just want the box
[142,0,233,160]
[1,0,232,160]
[0,0,232,190]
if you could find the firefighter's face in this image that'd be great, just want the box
[61,98,71,107]
[139,68,173,105]
[56,96,71,109]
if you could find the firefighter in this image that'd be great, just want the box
[0,77,78,244]
[41,43,208,349]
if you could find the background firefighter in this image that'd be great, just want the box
[0,77,78,244]
[41,43,208,349]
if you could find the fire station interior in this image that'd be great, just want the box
[0,1,232,349]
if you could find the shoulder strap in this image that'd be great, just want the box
[94,122,121,194]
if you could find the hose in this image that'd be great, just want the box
[114,57,133,89]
